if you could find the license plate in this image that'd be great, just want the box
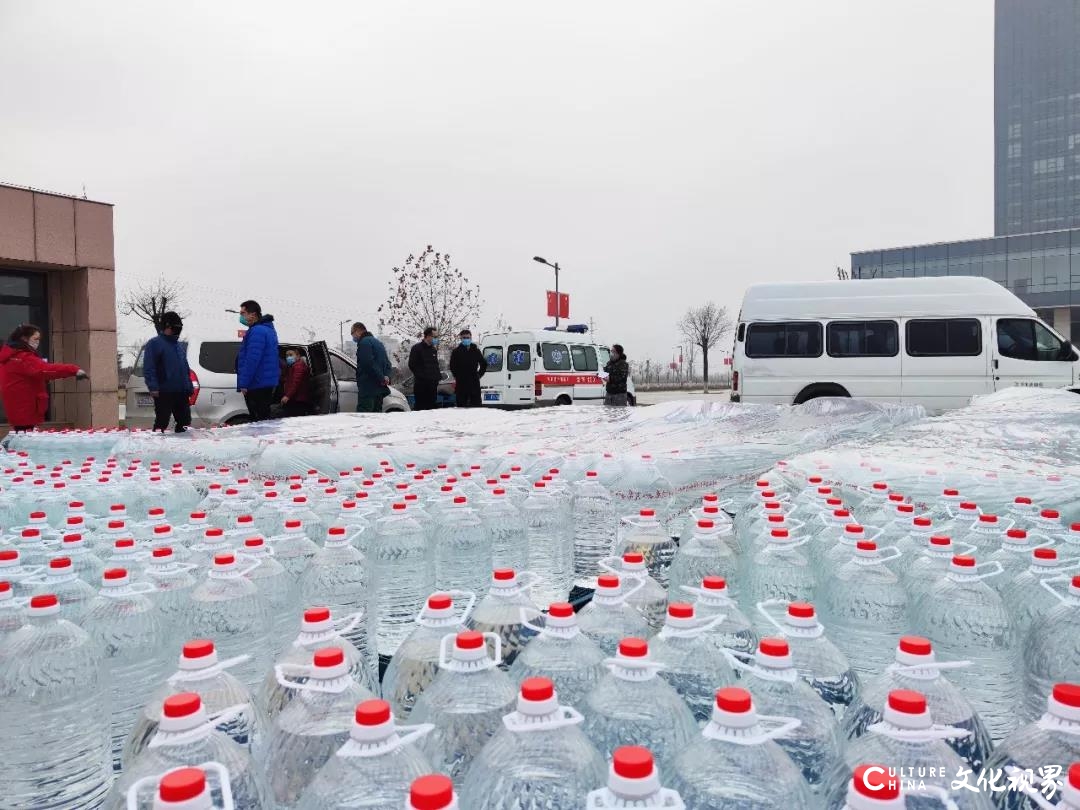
[483,392,500,402]
[136,396,154,407]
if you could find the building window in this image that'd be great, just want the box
[0,269,50,424]
[1008,143,1022,158]
[745,322,823,358]
[1008,122,1022,139]
[826,321,898,357]
[905,319,982,357]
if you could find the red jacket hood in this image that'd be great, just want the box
[0,344,29,364]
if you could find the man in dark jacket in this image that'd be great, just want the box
[351,322,392,413]
[407,326,441,411]
[236,299,280,421]
[603,343,630,406]
[448,328,488,407]
[142,311,194,432]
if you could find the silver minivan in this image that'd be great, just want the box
[125,338,409,428]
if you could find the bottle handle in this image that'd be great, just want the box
[907,784,960,810]
[866,545,903,566]
[438,631,502,668]
[754,599,790,635]
[681,584,736,607]
[127,761,234,810]
[148,705,248,749]
[720,648,798,683]
[969,560,1005,581]
[1039,575,1071,604]
[887,658,971,675]
[515,571,541,592]
[502,705,584,732]
[334,610,365,637]
[658,612,724,640]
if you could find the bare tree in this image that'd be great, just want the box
[678,302,733,393]
[377,246,482,349]
[120,276,187,332]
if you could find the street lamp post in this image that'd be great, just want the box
[338,320,352,354]
[533,256,561,328]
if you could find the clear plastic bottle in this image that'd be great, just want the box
[299,526,379,685]
[185,553,272,691]
[839,762,965,810]
[409,630,517,786]
[522,481,573,607]
[602,552,668,633]
[981,682,1080,799]
[384,591,475,721]
[615,508,677,589]
[468,568,542,669]
[1022,575,1080,722]
[371,502,434,657]
[483,488,529,574]
[434,496,492,595]
[1007,495,1041,532]
[577,574,651,657]
[509,601,607,710]
[0,581,24,641]
[585,746,686,809]
[171,510,211,548]
[266,519,319,580]
[223,513,260,548]
[239,536,295,648]
[841,635,993,773]
[0,593,112,809]
[8,525,58,566]
[82,567,167,771]
[679,576,758,658]
[723,637,841,793]
[741,528,819,626]
[903,534,970,603]
[122,763,236,810]
[261,646,377,807]
[573,472,616,588]
[26,555,97,622]
[187,527,233,570]
[408,774,459,810]
[107,692,270,810]
[987,527,1054,590]
[667,686,814,810]
[757,599,860,713]
[821,689,993,810]
[581,637,699,773]
[667,518,739,600]
[913,554,1019,742]
[56,531,106,583]
[257,606,373,720]
[459,676,607,809]
[957,512,1013,555]
[131,506,170,543]
[125,639,267,766]
[820,540,909,679]
[295,698,435,810]
[1002,547,1079,636]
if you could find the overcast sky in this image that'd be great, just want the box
[1,0,993,367]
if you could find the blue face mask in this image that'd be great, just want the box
[353,336,361,344]
[285,355,297,366]
[431,338,440,347]
[460,338,472,347]
[238,314,249,327]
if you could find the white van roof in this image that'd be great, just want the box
[740,277,1036,321]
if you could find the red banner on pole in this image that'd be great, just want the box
[546,291,569,319]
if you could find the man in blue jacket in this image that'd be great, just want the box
[350,322,392,413]
[142,311,194,433]
[236,299,280,421]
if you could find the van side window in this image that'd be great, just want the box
[736,323,746,342]
[570,345,598,372]
[199,342,241,374]
[483,347,504,372]
[996,318,1068,361]
[745,323,822,358]
[906,319,982,357]
[826,321,898,357]
[542,343,572,371]
[507,344,531,371]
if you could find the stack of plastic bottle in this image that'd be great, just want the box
[1,387,1080,808]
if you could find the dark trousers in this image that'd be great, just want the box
[356,394,385,413]
[413,379,439,411]
[244,387,275,421]
[282,399,314,418]
[455,378,482,407]
[153,392,192,432]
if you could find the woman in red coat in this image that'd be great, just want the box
[0,324,85,431]
[279,346,313,417]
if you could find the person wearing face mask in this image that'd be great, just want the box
[448,328,488,407]
[235,299,280,421]
[280,347,314,417]
[407,326,441,411]
[0,323,86,432]
[602,343,630,406]
[141,311,194,432]
[351,321,392,413]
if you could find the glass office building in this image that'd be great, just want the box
[995,0,1080,235]
[851,228,1080,341]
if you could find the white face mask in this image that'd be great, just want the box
[27,338,40,350]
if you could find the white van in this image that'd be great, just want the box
[479,328,633,407]
[731,277,1079,413]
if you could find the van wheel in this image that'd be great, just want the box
[385,407,404,413]
[793,384,850,405]
[225,415,252,426]
[556,395,573,406]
